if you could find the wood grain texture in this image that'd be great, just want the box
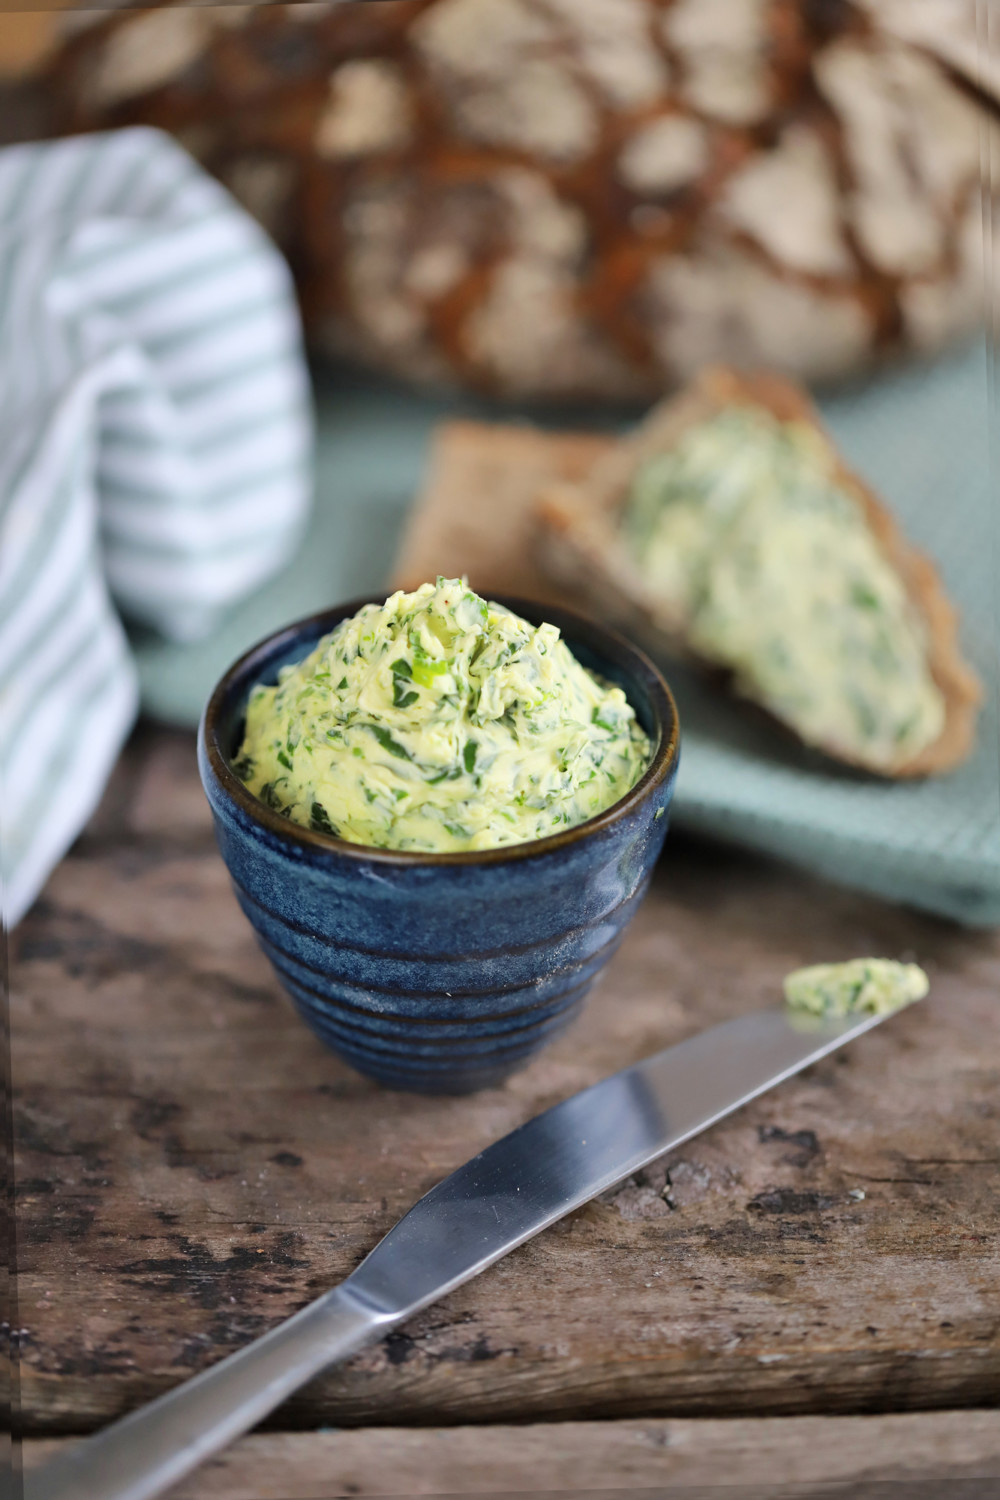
[11,727,1000,1438]
[22,1410,1000,1497]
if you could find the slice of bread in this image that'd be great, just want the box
[391,419,615,604]
[537,367,981,777]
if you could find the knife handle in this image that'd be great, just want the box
[24,1284,396,1500]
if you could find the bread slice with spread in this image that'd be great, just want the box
[537,367,980,777]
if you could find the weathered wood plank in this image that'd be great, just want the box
[23,1411,1000,1497]
[11,728,1000,1436]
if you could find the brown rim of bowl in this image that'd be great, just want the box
[201,593,680,868]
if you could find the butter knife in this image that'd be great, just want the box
[27,1002,893,1500]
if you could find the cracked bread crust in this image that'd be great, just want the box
[20,0,995,400]
[537,366,981,776]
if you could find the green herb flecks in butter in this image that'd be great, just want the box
[624,408,945,769]
[235,578,651,853]
[783,958,929,1019]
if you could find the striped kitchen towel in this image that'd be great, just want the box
[0,127,312,926]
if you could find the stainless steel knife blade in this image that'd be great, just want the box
[26,1002,894,1500]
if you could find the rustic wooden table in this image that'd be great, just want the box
[13,725,1000,1498]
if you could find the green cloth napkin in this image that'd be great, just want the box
[136,346,1000,927]
[1,129,311,927]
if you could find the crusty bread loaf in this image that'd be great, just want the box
[537,367,982,776]
[19,0,998,400]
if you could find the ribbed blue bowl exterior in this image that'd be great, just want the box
[198,601,679,1094]
[201,769,674,1092]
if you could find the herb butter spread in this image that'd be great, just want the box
[234,579,650,852]
[624,408,945,769]
[783,958,929,1018]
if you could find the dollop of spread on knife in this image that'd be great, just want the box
[783,958,929,1018]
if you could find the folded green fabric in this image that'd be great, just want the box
[136,345,999,927]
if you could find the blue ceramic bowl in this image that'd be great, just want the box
[198,596,680,1094]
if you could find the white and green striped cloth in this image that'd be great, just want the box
[0,128,312,926]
